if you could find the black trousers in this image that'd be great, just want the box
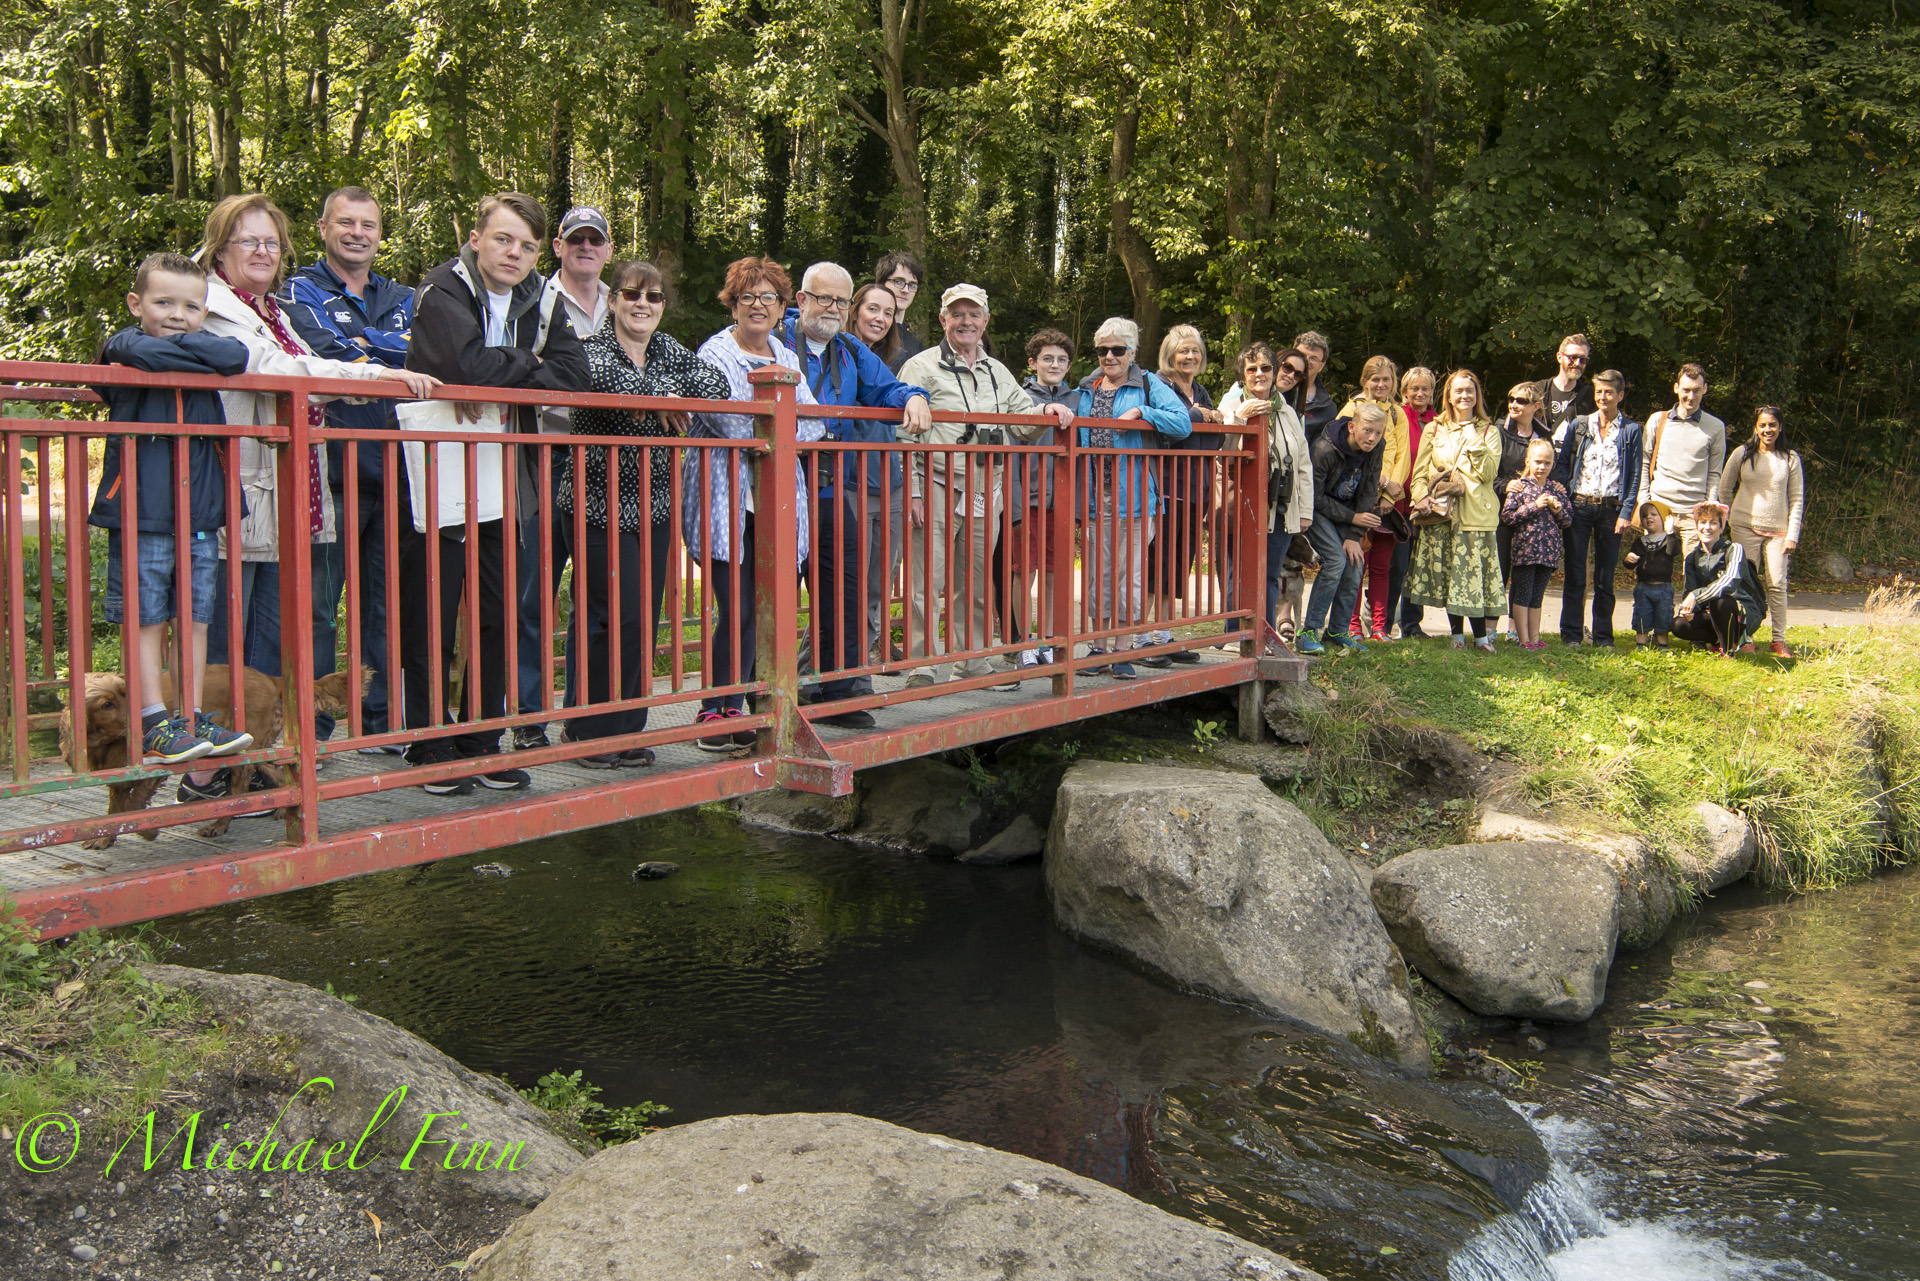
[397,517,510,762]
[815,495,873,702]
[1671,596,1745,650]
[565,520,672,740]
[704,518,756,713]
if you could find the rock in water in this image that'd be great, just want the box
[1370,842,1621,1022]
[470,1112,1323,1281]
[957,813,1045,865]
[1684,801,1757,891]
[1045,761,1428,1070]
[140,964,590,1203]
[631,861,680,880]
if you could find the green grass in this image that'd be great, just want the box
[1305,608,1919,891]
[0,907,229,1133]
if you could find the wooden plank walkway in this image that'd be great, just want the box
[1,649,1251,905]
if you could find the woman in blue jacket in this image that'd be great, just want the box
[1074,317,1190,678]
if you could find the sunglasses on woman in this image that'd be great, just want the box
[617,288,666,304]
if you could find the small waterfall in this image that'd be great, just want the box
[1447,1110,1835,1281]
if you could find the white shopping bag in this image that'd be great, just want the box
[397,400,507,532]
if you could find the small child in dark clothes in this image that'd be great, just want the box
[88,251,255,765]
[1624,501,1680,648]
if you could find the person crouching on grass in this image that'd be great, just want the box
[1624,501,1680,649]
[1672,501,1767,655]
[1498,439,1570,651]
[88,252,257,763]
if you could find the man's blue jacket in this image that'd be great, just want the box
[280,258,414,495]
[780,310,928,496]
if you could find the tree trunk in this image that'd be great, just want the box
[1108,101,1161,356]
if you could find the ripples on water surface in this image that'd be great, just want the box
[150,811,1919,1279]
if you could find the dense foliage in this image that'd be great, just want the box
[1,0,1914,545]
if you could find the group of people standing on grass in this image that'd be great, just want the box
[91,187,1807,809]
[1254,332,1804,660]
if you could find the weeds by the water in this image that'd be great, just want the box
[1307,612,1918,891]
[0,907,227,1132]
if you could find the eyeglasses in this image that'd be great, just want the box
[735,291,782,308]
[564,232,607,247]
[800,291,851,311]
[228,237,282,255]
[885,276,920,293]
[1095,345,1130,358]
[617,287,665,305]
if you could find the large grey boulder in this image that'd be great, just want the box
[1370,842,1621,1022]
[848,757,985,854]
[471,1112,1321,1281]
[143,964,590,1203]
[1045,761,1428,1070]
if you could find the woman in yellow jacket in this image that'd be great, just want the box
[1338,355,1411,640]
[1405,369,1504,652]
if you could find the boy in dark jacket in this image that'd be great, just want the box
[1673,501,1766,654]
[401,192,591,795]
[1296,405,1386,655]
[89,252,255,763]
[1623,501,1681,648]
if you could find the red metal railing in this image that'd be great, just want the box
[1,360,1292,937]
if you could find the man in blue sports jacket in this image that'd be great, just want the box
[279,185,414,745]
[780,261,932,727]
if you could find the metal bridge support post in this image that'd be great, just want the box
[750,367,803,758]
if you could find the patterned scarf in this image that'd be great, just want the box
[221,269,325,535]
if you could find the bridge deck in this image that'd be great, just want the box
[4,649,1270,936]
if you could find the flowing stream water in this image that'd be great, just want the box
[146,810,1919,1280]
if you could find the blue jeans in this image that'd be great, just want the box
[1304,516,1363,636]
[207,558,281,676]
[1632,583,1674,635]
[311,491,395,739]
[1560,498,1624,645]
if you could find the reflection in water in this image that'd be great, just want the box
[147,813,1920,1279]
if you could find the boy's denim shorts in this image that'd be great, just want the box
[104,530,218,625]
[1632,582,1674,634]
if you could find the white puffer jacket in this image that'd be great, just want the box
[200,275,395,562]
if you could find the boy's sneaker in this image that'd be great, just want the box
[143,716,215,764]
[193,712,253,757]
[695,709,735,752]
[1108,661,1138,680]
[1293,629,1326,656]
[476,767,531,790]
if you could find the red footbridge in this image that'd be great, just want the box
[1,362,1301,939]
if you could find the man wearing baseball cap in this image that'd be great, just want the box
[896,284,1072,689]
[514,204,616,749]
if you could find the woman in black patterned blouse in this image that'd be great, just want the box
[557,260,729,766]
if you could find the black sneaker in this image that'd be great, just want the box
[477,767,531,790]
[513,725,551,751]
[816,707,876,730]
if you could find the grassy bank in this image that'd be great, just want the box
[1298,590,1919,891]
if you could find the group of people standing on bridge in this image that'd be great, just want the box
[89,186,1805,804]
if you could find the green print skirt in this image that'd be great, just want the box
[1405,526,1505,618]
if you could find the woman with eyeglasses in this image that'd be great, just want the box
[194,193,438,685]
[1492,382,1551,639]
[558,261,728,767]
[1221,346,1314,643]
[684,257,824,749]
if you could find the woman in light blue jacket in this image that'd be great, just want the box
[1073,317,1190,677]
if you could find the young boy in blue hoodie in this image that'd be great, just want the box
[88,252,256,764]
